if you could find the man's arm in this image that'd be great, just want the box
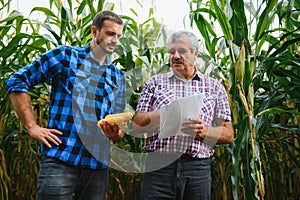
[132,110,160,133]
[207,119,234,144]
[10,92,62,148]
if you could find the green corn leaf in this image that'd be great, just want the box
[254,0,278,41]
[30,7,56,17]
[257,107,300,116]
[60,7,67,38]
[210,0,234,41]
[0,10,23,23]
[190,11,215,59]
[77,0,86,15]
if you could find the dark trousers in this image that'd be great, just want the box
[140,155,211,200]
[37,156,108,200]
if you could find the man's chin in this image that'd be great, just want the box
[105,47,115,54]
[171,64,184,68]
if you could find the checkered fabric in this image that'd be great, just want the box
[6,44,126,169]
[136,70,231,158]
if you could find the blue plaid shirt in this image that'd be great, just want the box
[6,44,126,169]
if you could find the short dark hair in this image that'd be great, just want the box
[92,11,123,30]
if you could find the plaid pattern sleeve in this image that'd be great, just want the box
[6,44,126,169]
[6,47,65,93]
[135,78,156,112]
[215,82,231,121]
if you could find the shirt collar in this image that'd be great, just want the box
[86,44,112,65]
[168,67,202,81]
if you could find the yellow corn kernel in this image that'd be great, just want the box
[97,112,133,129]
[97,116,124,128]
[104,112,133,121]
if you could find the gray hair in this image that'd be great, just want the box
[168,31,199,52]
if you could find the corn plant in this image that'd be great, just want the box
[1,0,300,199]
[189,0,300,199]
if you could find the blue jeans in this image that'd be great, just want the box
[37,156,108,200]
[140,156,211,200]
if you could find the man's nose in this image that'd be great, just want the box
[112,35,118,43]
[173,50,181,58]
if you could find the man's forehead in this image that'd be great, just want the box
[101,21,123,32]
[103,19,122,26]
[168,40,190,48]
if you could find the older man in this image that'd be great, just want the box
[133,31,234,200]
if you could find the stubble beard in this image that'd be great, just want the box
[96,39,115,54]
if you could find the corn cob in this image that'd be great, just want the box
[97,112,133,129]
[104,112,133,121]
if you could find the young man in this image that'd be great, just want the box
[6,11,125,200]
[133,31,234,200]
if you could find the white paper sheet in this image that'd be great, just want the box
[159,94,204,139]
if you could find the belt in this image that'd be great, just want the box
[178,154,210,161]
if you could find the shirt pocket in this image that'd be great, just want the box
[103,76,119,98]
[73,70,90,93]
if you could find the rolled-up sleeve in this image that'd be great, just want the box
[6,47,63,93]
[135,79,155,112]
[215,84,231,121]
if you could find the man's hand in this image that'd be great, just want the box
[99,121,124,143]
[27,124,63,148]
[181,118,208,139]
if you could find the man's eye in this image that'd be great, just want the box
[178,49,187,54]
[168,49,188,55]
[168,50,176,54]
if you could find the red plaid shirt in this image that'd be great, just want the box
[136,69,232,158]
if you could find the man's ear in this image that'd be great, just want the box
[194,50,199,57]
[91,26,97,37]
